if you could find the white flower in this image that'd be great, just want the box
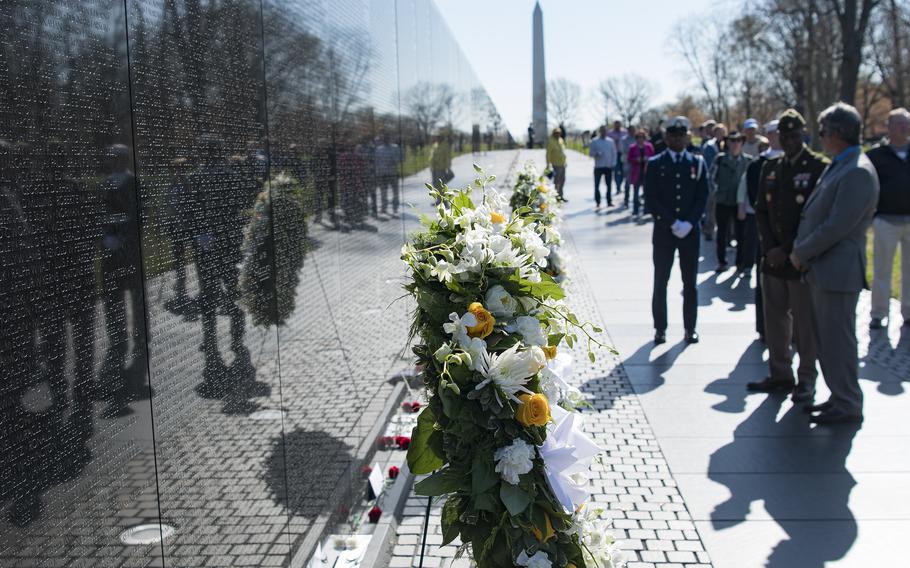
[473,344,543,403]
[516,316,547,346]
[516,550,551,568]
[430,259,455,283]
[443,312,476,348]
[434,343,453,362]
[485,285,516,317]
[488,235,523,267]
[519,227,550,267]
[493,438,534,485]
[463,337,488,372]
[569,508,625,568]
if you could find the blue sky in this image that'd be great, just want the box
[435,0,722,136]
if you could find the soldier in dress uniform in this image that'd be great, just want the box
[645,116,709,345]
[747,109,827,402]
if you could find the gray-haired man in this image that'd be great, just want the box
[790,103,880,424]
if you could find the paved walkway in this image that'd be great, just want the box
[558,148,910,568]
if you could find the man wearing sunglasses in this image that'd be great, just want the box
[790,103,880,424]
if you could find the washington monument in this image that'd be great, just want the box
[531,1,547,147]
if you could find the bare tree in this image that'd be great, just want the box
[596,74,658,126]
[826,0,880,104]
[547,78,581,128]
[669,17,732,123]
[871,0,910,106]
[403,82,455,144]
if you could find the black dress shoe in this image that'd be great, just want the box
[869,317,884,330]
[684,330,699,344]
[791,382,816,403]
[803,400,834,413]
[746,377,794,392]
[654,330,667,345]
[810,410,863,425]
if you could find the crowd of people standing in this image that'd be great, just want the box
[547,102,910,426]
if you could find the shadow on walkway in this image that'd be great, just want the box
[708,394,859,568]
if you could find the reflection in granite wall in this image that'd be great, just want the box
[0,0,508,566]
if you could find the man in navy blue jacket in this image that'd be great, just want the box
[645,116,709,345]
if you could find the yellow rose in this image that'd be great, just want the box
[490,211,506,224]
[516,393,551,427]
[540,203,548,211]
[542,345,557,360]
[537,184,548,193]
[466,302,495,338]
[531,513,556,542]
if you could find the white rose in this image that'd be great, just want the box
[516,316,547,346]
[485,285,516,317]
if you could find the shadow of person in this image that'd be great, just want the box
[708,395,859,568]
[617,338,691,395]
[264,429,357,522]
[863,324,910,396]
[704,339,766,414]
[696,270,752,313]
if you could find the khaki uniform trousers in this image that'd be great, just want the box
[761,273,818,386]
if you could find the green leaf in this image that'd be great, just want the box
[547,333,564,347]
[407,407,446,474]
[499,483,531,516]
[473,491,499,512]
[414,468,464,496]
[565,335,574,348]
[588,351,596,363]
[415,286,453,325]
[510,271,565,301]
[471,453,498,495]
[452,191,474,211]
[592,326,603,333]
[441,497,462,546]
[473,163,483,173]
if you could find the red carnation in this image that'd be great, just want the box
[388,466,400,479]
[368,506,382,523]
[361,465,373,478]
[377,436,395,450]
[395,436,411,450]
[410,401,421,412]
[401,402,413,412]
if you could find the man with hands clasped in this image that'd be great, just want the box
[748,109,826,403]
[790,103,880,425]
[645,116,709,345]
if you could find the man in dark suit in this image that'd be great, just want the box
[645,116,709,345]
[790,103,880,424]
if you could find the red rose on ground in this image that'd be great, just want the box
[361,465,373,478]
[395,436,411,450]
[377,436,395,450]
[368,506,382,523]
[401,402,413,412]
[388,466,400,479]
[410,402,421,412]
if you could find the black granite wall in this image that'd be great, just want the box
[0,1,507,565]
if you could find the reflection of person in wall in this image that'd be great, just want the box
[98,144,149,416]
[374,134,403,215]
[430,133,452,189]
[337,141,368,230]
[36,143,99,431]
[164,154,196,318]
[188,136,251,397]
